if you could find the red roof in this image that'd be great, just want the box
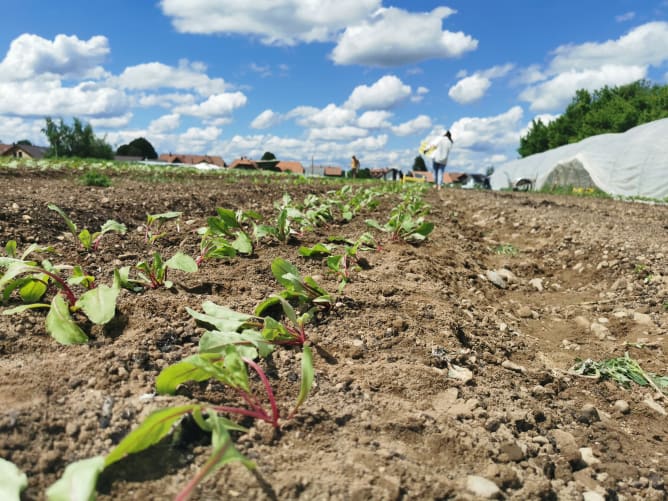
[228,158,258,170]
[276,161,305,174]
[158,153,225,167]
[323,166,343,177]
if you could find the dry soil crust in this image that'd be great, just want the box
[0,168,666,500]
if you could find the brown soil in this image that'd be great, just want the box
[1,167,666,500]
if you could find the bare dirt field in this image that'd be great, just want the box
[1,166,666,500]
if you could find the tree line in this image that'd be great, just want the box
[519,80,668,157]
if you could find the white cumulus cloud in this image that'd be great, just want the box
[357,110,392,128]
[251,109,282,129]
[0,33,109,81]
[115,59,229,95]
[345,75,411,110]
[331,7,477,66]
[160,0,380,46]
[391,115,432,136]
[174,92,248,118]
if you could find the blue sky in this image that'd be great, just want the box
[1,1,667,172]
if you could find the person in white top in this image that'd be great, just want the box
[429,130,453,189]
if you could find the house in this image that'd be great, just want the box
[228,158,258,170]
[158,153,226,167]
[0,144,11,155]
[323,166,343,177]
[1,144,48,160]
[275,161,305,175]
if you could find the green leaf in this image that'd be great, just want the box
[105,405,198,467]
[47,203,77,235]
[76,284,119,325]
[187,302,256,332]
[16,277,47,303]
[3,302,51,315]
[0,458,27,501]
[271,258,301,289]
[165,252,198,273]
[155,354,223,395]
[4,240,17,258]
[254,294,282,317]
[199,330,261,359]
[298,243,332,257]
[78,229,93,251]
[46,456,105,501]
[292,345,314,416]
[100,220,127,235]
[46,293,89,345]
[232,232,253,255]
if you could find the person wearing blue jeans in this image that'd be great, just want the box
[430,130,453,189]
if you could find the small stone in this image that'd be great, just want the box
[642,397,666,416]
[574,316,591,330]
[589,322,610,340]
[65,422,80,437]
[582,491,605,501]
[517,306,533,318]
[466,475,501,499]
[501,360,526,373]
[632,312,653,326]
[578,404,600,424]
[498,442,525,462]
[529,278,544,292]
[613,400,630,414]
[496,268,518,284]
[579,447,600,466]
[485,270,507,289]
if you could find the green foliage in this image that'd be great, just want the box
[48,204,126,251]
[519,80,668,157]
[45,456,105,501]
[571,352,668,395]
[116,137,158,159]
[494,243,519,256]
[412,155,427,172]
[142,211,182,244]
[42,117,114,159]
[0,458,28,501]
[131,251,198,289]
[366,189,434,243]
[255,258,334,316]
[80,170,112,187]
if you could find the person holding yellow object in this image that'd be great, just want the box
[427,131,453,189]
[350,155,360,178]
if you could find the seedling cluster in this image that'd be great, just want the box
[0,174,436,499]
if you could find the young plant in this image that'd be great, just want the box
[48,203,126,252]
[571,352,668,397]
[105,404,252,501]
[255,257,333,316]
[0,255,120,344]
[127,251,198,290]
[195,208,260,265]
[156,343,313,428]
[142,211,182,244]
[366,198,434,244]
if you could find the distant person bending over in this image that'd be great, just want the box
[429,130,453,190]
[351,155,360,179]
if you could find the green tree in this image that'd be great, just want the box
[17,139,32,146]
[258,151,279,170]
[412,155,427,172]
[116,137,158,159]
[42,117,113,159]
[518,80,668,157]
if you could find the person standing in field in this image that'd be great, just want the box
[428,130,453,190]
[350,155,360,179]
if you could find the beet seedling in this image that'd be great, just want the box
[0,255,120,344]
[142,210,182,244]
[125,251,198,289]
[156,343,313,428]
[47,203,126,252]
[255,257,333,316]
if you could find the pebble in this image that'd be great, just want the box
[578,404,600,424]
[613,400,630,414]
[632,312,653,326]
[501,360,526,373]
[579,447,600,466]
[582,491,605,501]
[517,306,534,318]
[485,270,507,289]
[642,397,666,416]
[574,316,590,330]
[466,475,501,499]
[589,322,610,340]
[529,278,544,291]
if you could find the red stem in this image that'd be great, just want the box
[174,437,234,501]
[41,270,77,307]
[243,358,280,427]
